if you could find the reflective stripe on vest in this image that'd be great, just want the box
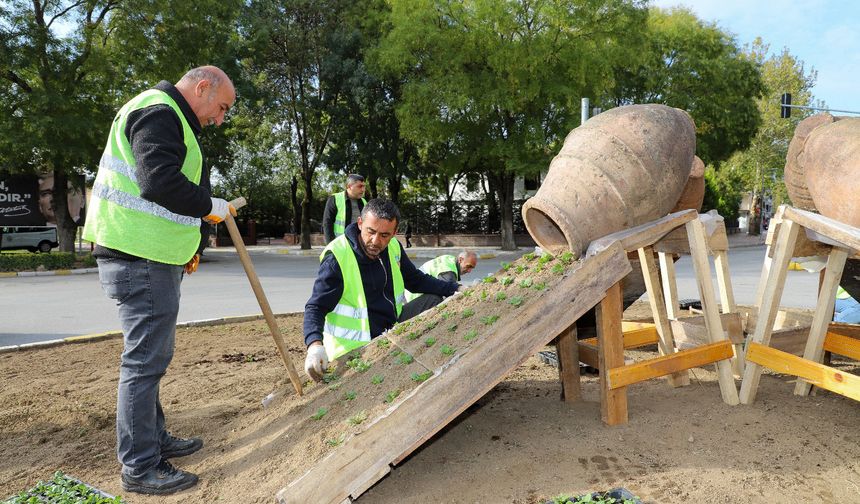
[320,235,405,360]
[82,89,202,264]
[405,254,459,302]
[333,191,367,237]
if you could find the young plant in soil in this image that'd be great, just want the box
[440,312,451,320]
[516,264,527,274]
[328,382,342,391]
[461,289,473,297]
[500,276,513,286]
[533,281,547,291]
[495,292,507,302]
[551,492,637,504]
[509,296,525,307]
[463,329,478,341]
[440,344,456,356]
[480,315,499,325]
[406,331,419,340]
[326,434,346,447]
[519,278,533,288]
[481,290,489,300]
[461,308,475,318]
[311,407,328,421]
[6,471,122,504]
[523,252,536,261]
[447,323,458,333]
[346,357,372,373]
[538,253,555,265]
[371,374,384,385]
[322,372,340,384]
[425,320,438,331]
[375,338,390,349]
[559,251,575,264]
[398,353,414,365]
[424,336,437,347]
[552,263,565,275]
[482,276,497,284]
[384,389,401,404]
[500,261,512,271]
[411,370,433,383]
[342,391,357,401]
[347,410,368,425]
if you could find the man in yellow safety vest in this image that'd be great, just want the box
[404,251,478,302]
[322,173,366,244]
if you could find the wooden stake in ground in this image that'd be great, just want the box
[226,197,303,396]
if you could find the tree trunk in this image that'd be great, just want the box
[484,174,499,234]
[51,169,78,253]
[491,172,517,251]
[368,176,378,200]
[387,173,401,204]
[300,171,313,249]
[290,175,301,236]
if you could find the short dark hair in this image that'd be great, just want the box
[346,174,365,185]
[361,198,400,225]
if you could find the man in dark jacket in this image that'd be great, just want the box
[304,199,458,380]
[322,173,366,244]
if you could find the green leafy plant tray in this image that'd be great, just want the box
[546,487,642,504]
[3,471,122,504]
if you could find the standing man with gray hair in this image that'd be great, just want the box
[83,65,236,495]
[322,173,366,244]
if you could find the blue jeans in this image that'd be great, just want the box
[835,297,860,323]
[98,258,183,477]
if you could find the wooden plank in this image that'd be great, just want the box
[638,245,689,387]
[783,206,860,253]
[795,247,849,396]
[686,218,740,405]
[747,343,860,402]
[277,243,632,504]
[827,322,860,340]
[608,341,734,390]
[586,209,697,257]
[579,322,658,349]
[659,252,680,319]
[713,248,744,376]
[556,324,581,402]
[824,332,860,361]
[769,326,812,356]
[653,219,729,255]
[578,342,598,369]
[670,313,745,347]
[739,215,800,405]
[598,281,628,425]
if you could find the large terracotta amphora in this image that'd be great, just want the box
[522,104,696,257]
[784,113,841,212]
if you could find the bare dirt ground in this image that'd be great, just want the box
[3,304,860,504]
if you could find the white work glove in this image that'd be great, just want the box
[203,197,237,224]
[304,343,329,382]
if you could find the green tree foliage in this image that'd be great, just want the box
[377,0,647,250]
[611,7,764,165]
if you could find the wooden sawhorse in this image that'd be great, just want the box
[740,205,860,403]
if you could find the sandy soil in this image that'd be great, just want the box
[3,302,860,503]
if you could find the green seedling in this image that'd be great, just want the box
[500,276,513,286]
[375,338,390,349]
[516,264,527,274]
[426,320,438,331]
[424,336,436,347]
[480,315,499,325]
[384,389,401,404]
[538,252,555,265]
[523,252,536,261]
[390,348,402,357]
[461,307,475,318]
[552,263,565,275]
[551,492,638,504]
[535,264,544,273]
[447,323,458,333]
[440,344,456,356]
[559,251,575,264]
[371,374,385,385]
[6,471,123,504]
[311,407,328,421]
[411,370,433,383]
[346,357,372,373]
[481,290,488,300]
[328,382,342,391]
[398,352,414,365]
[508,295,524,307]
[533,281,547,291]
[347,349,362,360]
[500,261,512,271]
[322,372,340,384]
[463,328,478,341]
[392,324,407,335]
[482,275,497,284]
[326,434,346,447]
[406,331,419,340]
[347,410,369,425]
[342,390,357,401]
[461,289,473,297]
[440,312,451,320]
[519,278,533,288]
[495,292,507,302]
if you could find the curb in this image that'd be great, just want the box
[0,312,298,355]
[0,267,98,278]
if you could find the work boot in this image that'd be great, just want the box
[121,459,198,495]
[160,433,203,459]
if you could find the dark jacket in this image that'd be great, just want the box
[94,80,213,261]
[303,223,459,347]
[322,191,365,244]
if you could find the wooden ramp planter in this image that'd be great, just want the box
[276,243,632,504]
[740,205,860,404]
[573,210,740,426]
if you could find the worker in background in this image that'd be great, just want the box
[322,173,366,244]
[834,286,860,323]
[83,66,236,495]
[304,199,460,381]
[404,250,478,302]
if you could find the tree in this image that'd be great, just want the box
[610,7,764,165]
[377,0,647,250]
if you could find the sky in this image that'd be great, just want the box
[651,0,860,115]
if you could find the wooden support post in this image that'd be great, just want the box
[686,218,739,405]
[739,216,800,404]
[795,246,849,396]
[658,252,680,319]
[638,246,689,387]
[598,282,627,425]
[714,249,744,376]
[556,324,581,402]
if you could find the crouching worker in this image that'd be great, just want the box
[404,250,478,303]
[303,199,460,381]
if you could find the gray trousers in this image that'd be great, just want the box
[398,293,444,322]
[97,258,183,477]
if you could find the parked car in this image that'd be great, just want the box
[0,227,59,253]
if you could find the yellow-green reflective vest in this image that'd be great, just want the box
[333,191,367,237]
[83,89,203,265]
[404,254,459,302]
[321,235,406,360]
[837,286,852,300]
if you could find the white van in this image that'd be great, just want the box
[0,227,59,253]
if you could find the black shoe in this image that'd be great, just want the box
[161,433,203,459]
[121,459,198,495]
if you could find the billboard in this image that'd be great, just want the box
[0,173,85,227]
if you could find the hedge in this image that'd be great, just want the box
[0,252,97,272]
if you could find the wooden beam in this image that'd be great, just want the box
[586,209,697,257]
[578,342,598,369]
[669,313,745,347]
[638,245,689,387]
[659,252,680,319]
[579,322,659,349]
[746,343,860,402]
[824,331,860,361]
[686,218,739,405]
[607,341,734,390]
[827,322,860,340]
[739,215,800,405]
[556,324,581,402]
[653,219,729,255]
[796,247,850,396]
[598,281,628,426]
[276,243,632,504]
[783,206,860,253]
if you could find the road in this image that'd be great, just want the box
[0,244,820,346]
